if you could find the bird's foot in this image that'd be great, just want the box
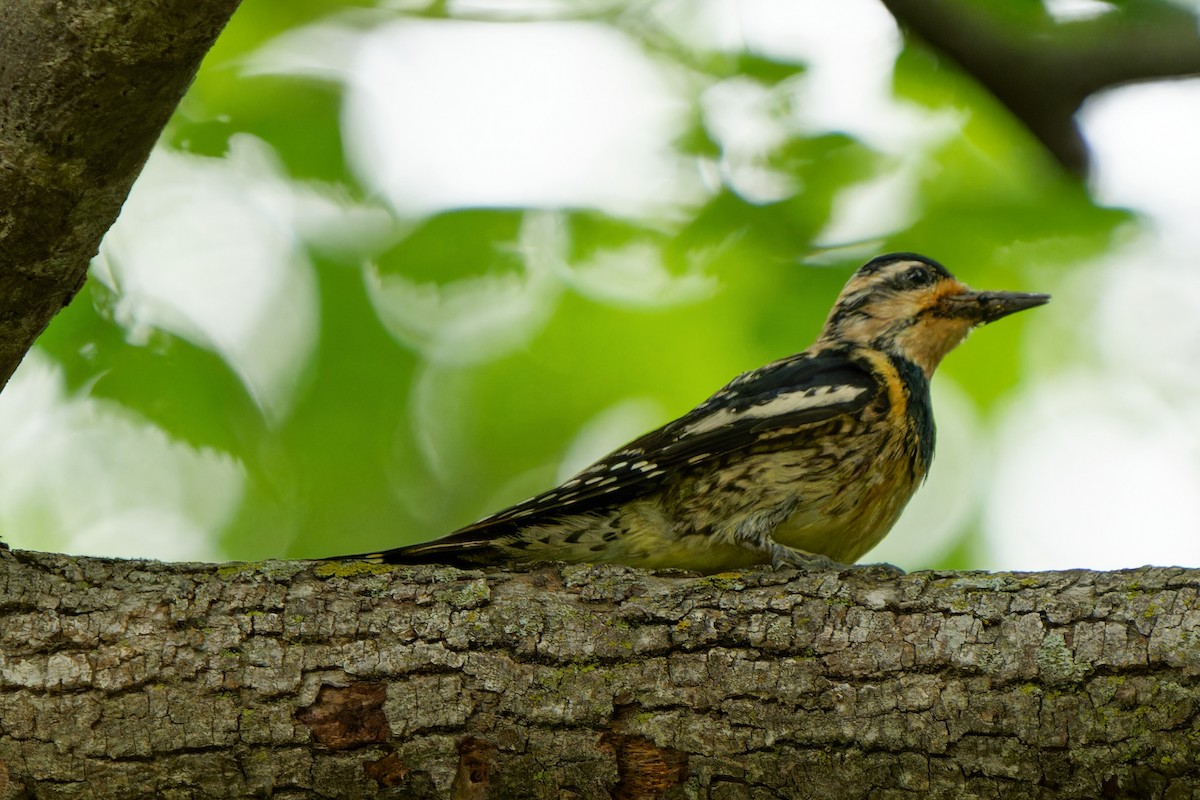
[851,561,907,577]
[767,543,845,571]
[764,545,905,576]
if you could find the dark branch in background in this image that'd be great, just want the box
[879,0,1200,176]
[0,0,242,391]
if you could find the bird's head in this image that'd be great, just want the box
[818,253,1050,377]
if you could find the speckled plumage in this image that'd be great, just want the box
[341,253,1048,573]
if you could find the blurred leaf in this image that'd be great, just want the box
[733,53,805,86]
[375,209,526,283]
[173,79,348,184]
[567,212,656,262]
[88,338,264,458]
[36,283,265,456]
[674,115,723,159]
[971,0,1053,25]
[257,257,424,559]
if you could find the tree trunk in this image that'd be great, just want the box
[0,0,241,391]
[0,549,1196,799]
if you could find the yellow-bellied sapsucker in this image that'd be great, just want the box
[338,253,1048,573]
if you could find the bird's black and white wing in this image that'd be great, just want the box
[366,349,877,563]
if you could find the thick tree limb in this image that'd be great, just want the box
[0,0,241,391]
[880,0,1200,175]
[1,549,1198,798]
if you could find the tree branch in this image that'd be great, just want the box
[1,549,1197,798]
[0,0,241,391]
[880,0,1200,175]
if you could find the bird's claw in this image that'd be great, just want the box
[854,561,906,576]
[767,544,844,571]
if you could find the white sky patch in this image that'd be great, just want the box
[771,0,959,245]
[658,0,958,242]
[987,245,1200,569]
[1044,0,1116,22]
[1081,80,1200,252]
[0,353,243,560]
[1094,248,1200,405]
[739,0,903,139]
[700,77,797,204]
[776,0,959,246]
[331,19,703,218]
[251,3,951,234]
[986,375,1200,570]
[677,0,955,153]
[252,16,707,216]
[381,0,438,11]
[447,0,619,17]
[981,80,1200,570]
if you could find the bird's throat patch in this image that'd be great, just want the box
[889,354,935,476]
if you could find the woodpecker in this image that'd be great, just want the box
[340,253,1048,573]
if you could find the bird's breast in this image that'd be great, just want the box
[770,416,926,563]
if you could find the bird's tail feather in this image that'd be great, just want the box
[329,540,505,569]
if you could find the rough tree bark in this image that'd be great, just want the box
[1,549,1198,799]
[0,0,242,391]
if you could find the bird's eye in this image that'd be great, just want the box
[902,266,935,288]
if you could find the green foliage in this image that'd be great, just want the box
[40,283,265,457]
[21,1,1124,568]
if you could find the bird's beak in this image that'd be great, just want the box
[941,289,1051,324]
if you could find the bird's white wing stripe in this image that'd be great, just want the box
[681,384,868,436]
